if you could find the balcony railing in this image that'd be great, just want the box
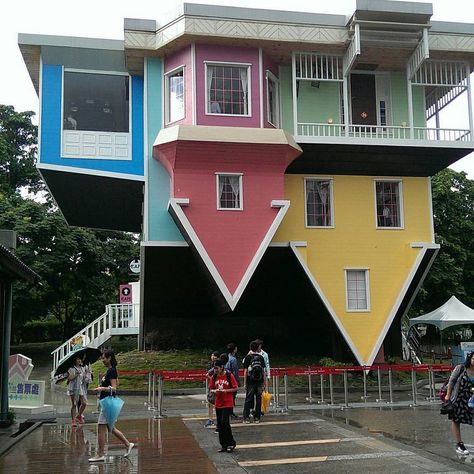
[297,123,472,143]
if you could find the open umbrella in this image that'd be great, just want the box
[54,347,102,377]
[99,392,124,432]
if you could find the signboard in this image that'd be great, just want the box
[129,259,140,274]
[8,354,45,408]
[460,342,474,364]
[120,284,132,304]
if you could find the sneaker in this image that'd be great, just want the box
[76,415,85,424]
[254,419,260,424]
[456,442,469,455]
[243,418,251,424]
[124,442,135,457]
[204,419,215,428]
[227,444,236,453]
[230,414,241,421]
[88,456,105,462]
[214,429,219,434]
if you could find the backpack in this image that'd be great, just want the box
[249,354,264,382]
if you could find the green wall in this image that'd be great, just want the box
[390,72,426,128]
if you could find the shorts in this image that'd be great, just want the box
[97,410,108,425]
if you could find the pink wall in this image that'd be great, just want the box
[156,140,299,294]
[263,54,279,129]
[195,44,261,128]
[164,46,193,126]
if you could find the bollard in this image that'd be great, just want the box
[329,373,335,405]
[343,370,350,408]
[410,367,418,407]
[284,374,289,412]
[149,372,157,411]
[388,368,394,404]
[376,366,385,402]
[154,375,165,419]
[145,371,152,407]
[306,372,314,403]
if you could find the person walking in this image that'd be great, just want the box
[67,356,87,427]
[88,350,135,463]
[255,339,271,387]
[225,343,240,420]
[242,340,266,423]
[205,351,220,429]
[209,359,238,453]
[444,351,474,455]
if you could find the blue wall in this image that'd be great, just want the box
[40,64,144,176]
[146,57,183,241]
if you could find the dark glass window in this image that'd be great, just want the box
[376,181,401,227]
[63,72,129,133]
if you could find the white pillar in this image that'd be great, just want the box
[292,52,298,136]
[466,64,473,139]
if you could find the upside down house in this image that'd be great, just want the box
[19,0,474,364]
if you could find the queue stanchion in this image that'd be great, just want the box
[427,366,436,402]
[318,373,327,404]
[388,367,394,404]
[376,366,385,402]
[154,374,165,419]
[410,366,418,407]
[145,371,152,407]
[283,374,289,412]
[329,372,335,405]
[306,369,314,403]
[361,368,369,402]
[342,369,350,409]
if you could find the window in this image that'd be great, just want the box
[217,174,242,210]
[63,72,129,132]
[206,64,250,116]
[166,67,185,123]
[305,178,333,227]
[375,180,402,228]
[345,269,370,311]
[266,71,280,127]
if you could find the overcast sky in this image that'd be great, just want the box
[2,0,473,177]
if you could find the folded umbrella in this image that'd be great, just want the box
[54,347,102,377]
[100,392,124,432]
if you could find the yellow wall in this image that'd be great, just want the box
[274,175,433,363]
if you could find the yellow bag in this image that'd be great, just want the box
[261,390,272,414]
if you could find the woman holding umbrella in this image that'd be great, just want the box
[88,350,134,463]
[67,356,87,427]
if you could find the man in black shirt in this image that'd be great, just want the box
[242,340,266,423]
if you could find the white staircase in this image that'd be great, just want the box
[51,303,140,374]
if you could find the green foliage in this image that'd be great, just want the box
[410,169,474,315]
[18,319,63,343]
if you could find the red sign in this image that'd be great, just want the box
[119,284,132,304]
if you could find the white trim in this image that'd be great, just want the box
[344,268,371,312]
[143,58,149,241]
[164,65,186,125]
[37,163,145,181]
[428,177,435,243]
[38,54,43,166]
[169,197,290,311]
[288,242,365,366]
[259,48,264,128]
[304,177,335,229]
[269,241,307,248]
[63,68,129,76]
[374,179,404,230]
[366,243,440,366]
[191,43,197,125]
[204,62,252,117]
[266,70,280,128]
[216,173,243,211]
[141,241,189,247]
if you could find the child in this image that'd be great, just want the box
[205,351,220,428]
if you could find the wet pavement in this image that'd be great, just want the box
[3,366,474,472]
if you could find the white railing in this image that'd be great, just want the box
[412,60,468,87]
[297,122,471,142]
[51,303,140,373]
[407,28,429,80]
[294,52,343,82]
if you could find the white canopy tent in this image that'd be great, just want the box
[409,296,474,330]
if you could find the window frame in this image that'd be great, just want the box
[374,179,404,230]
[266,70,280,128]
[204,61,252,117]
[164,65,186,125]
[216,172,243,211]
[304,177,335,228]
[345,268,371,312]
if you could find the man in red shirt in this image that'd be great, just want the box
[209,359,238,452]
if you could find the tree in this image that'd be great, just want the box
[0,105,140,342]
[410,169,474,315]
[0,105,42,196]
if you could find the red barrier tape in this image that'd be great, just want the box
[116,364,452,382]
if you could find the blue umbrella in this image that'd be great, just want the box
[99,393,124,432]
